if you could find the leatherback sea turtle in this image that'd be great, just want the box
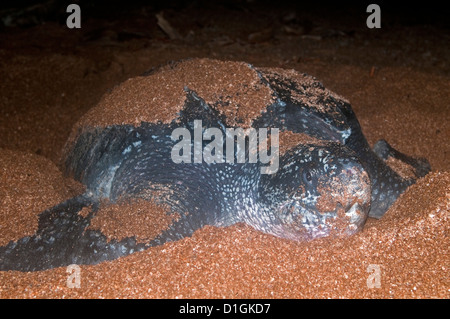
[0,59,430,271]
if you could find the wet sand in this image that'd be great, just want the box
[0,2,448,298]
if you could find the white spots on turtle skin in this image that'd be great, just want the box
[97,162,122,198]
[300,211,331,238]
[45,236,55,245]
[345,202,363,224]
[122,145,132,155]
[299,153,313,163]
[282,161,295,170]
[122,140,142,155]
[341,128,352,142]
[133,140,142,148]
[300,191,319,206]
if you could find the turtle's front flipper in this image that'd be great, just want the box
[373,139,431,179]
[0,195,146,272]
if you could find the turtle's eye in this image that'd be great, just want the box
[303,170,313,184]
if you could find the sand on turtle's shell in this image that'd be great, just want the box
[259,66,350,116]
[71,58,275,130]
[278,131,329,155]
[88,198,180,244]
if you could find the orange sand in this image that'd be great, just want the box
[0,2,448,299]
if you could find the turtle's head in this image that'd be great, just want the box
[258,143,371,241]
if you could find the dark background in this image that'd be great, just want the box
[1,0,449,29]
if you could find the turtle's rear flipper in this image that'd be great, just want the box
[373,139,431,179]
[0,195,146,272]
